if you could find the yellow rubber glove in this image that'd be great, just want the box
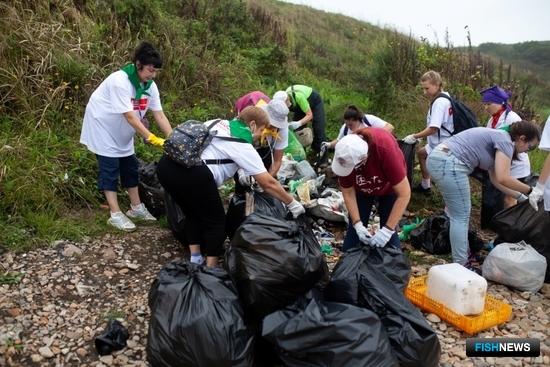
[147,134,165,147]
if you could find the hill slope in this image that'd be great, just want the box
[0,0,547,249]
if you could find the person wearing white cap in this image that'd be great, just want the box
[236,99,290,188]
[332,130,411,250]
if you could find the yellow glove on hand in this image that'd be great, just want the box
[147,134,165,147]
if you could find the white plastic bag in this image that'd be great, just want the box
[305,188,348,223]
[482,241,547,292]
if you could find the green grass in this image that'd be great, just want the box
[0,272,23,285]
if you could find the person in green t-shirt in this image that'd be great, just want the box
[282,85,327,152]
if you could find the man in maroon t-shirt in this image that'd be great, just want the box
[332,129,411,250]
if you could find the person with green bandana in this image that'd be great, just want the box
[284,84,327,152]
[156,106,305,268]
[80,42,172,231]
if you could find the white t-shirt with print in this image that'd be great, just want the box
[485,110,530,178]
[80,70,162,157]
[336,114,388,140]
[539,116,550,210]
[426,92,454,154]
[201,119,267,187]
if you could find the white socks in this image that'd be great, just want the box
[421,179,431,189]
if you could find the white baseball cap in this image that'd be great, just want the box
[272,90,288,101]
[331,134,369,176]
[261,99,289,129]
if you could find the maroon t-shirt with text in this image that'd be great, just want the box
[338,128,407,196]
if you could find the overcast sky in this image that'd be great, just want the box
[281,0,550,46]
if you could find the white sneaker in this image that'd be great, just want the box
[126,203,157,221]
[108,212,137,232]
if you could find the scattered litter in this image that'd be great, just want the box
[95,320,129,356]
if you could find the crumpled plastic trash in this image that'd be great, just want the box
[305,188,348,223]
[94,320,129,356]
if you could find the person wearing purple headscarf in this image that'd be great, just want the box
[480,85,530,207]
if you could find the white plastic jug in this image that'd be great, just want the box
[426,263,487,315]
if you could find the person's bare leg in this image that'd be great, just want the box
[206,256,219,268]
[417,147,431,190]
[127,186,141,207]
[104,190,121,213]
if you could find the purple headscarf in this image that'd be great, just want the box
[480,85,511,105]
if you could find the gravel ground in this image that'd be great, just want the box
[1,224,549,366]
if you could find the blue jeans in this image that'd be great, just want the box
[427,147,473,265]
[343,192,401,251]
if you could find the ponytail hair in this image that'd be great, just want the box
[343,105,365,121]
[509,120,541,160]
[420,70,444,91]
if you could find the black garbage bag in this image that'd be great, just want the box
[262,295,398,367]
[226,213,329,321]
[325,246,441,367]
[95,320,129,356]
[410,215,483,255]
[164,192,186,245]
[490,200,550,282]
[138,160,165,217]
[398,140,416,188]
[147,261,254,367]
[226,191,288,240]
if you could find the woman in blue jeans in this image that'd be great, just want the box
[427,121,540,268]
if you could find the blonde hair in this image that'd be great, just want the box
[421,70,444,90]
[239,106,270,128]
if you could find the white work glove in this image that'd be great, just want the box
[528,182,545,210]
[289,121,302,130]
[402,134,418,144]
[287,199,306,218]
[370,226,395,247]
[353,221,371,244]
[237,168,255,187]
[320,141,331,155]
[515,193,528,203]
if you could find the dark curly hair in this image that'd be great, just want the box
[133,41,162,69]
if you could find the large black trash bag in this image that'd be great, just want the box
[226,191,288,240]
[398,140,416,188]
[147,261,255,367]
[410,215,483,255]
[138,160,165,217]
[95,320,129,356]
[164,192,186,245]
[324,246,441,367]
[226,213,329,321]
[262,295,399,367]
[490,200,550,282]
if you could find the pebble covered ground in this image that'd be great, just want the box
[1,224,549,366]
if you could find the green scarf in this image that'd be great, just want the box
[499,125,511,133]
[229,118,253,144]
[121,63,153,99]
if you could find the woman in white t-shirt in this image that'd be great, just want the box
[156,106,305,268]
[403,70,454,193]
[480,85,530,207]
[80,42,172,232]
[321,105,394,151]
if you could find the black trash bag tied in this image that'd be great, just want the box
[226,213,330,321]
[164,191,186,245]
[226,191,288,240]
[95,319,129,356]
[490,200,550,283]
[325,245,441,367]
[147,261,254,367]
[138,160,165,217]
[262,294,399,367]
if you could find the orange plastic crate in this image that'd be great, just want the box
[405,276,512,335]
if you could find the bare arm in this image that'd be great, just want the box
[413,126,439,139]
[254,172,294,204]
[123,111,152,139]
[488,169,520,197]
[341,185,360,224]
[151,110,173,136]
[538,152,550,185]
[386,177,411,230]
[492,151,531,194]
[298,109,313,126]
[268,149,284,177]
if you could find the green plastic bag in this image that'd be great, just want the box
[284,130,306,162]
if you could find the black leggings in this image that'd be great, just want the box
[156,155,226,257]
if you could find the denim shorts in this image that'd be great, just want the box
[96,154,139,191]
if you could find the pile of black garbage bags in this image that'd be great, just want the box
[147,192,441,367]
